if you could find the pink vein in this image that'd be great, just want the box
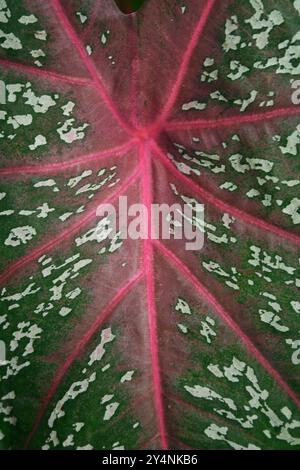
[152,142,300,245]
[140,143,168,450]
[150,0,217,135]
[52,0,135,136]
[0,167,140,285]
[170,436,193,451]
[155,240,300,409]
[81,2,102,41]
[165,392,263,446]
[166,106,300,131]
[0,57,94,87]
[139,432,160,450]
[0,139,137,176]
[24,270,143,448]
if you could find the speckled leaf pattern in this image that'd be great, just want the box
[0,0,300,450]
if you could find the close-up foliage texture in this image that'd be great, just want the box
[0,0,300,450]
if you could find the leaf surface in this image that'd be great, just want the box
[1,0,300,450]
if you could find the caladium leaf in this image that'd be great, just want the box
[0,0,300,450]
[114,1,146,14]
